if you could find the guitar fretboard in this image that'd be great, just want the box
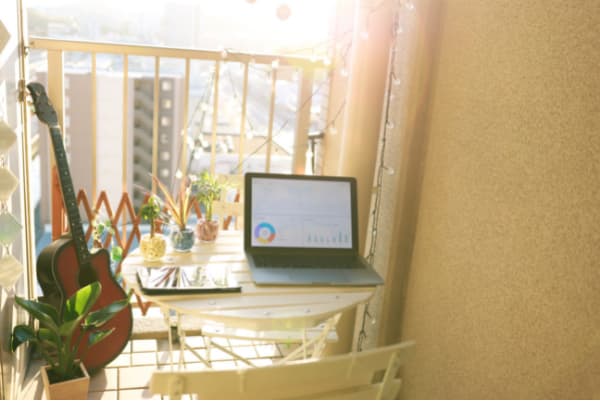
[49,126,90,266]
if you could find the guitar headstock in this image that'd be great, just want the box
[26,82,58,127]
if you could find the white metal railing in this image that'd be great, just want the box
[27,37,329,235]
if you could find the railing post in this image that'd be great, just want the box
[47,49,65,240]
[265,67,277,173]
[292,69,314,174]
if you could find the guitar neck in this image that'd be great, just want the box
[48,125,90,266]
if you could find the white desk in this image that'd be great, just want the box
[121,231,375,365]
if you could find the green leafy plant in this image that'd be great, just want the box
[152,175,195,230]
[139,194,164,237]
[192,171,225,222]
[91,214,123,263]
[11,282,130,383]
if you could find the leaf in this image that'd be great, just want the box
[110,246,123,262]
[152,176,179,217]
[38,327,60,346]
[61,282,102,335]
[14,297,60,331]
[87,328,115,347]
[11,325,36,351]
[83,298,130,328]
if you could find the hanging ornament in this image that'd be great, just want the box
[0,120,17,154]
[276,3,291,21]
[0,254,23,289]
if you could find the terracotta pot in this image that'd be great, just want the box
[139,233,167,261]
[196,219,219,243]
[41,362,90,400]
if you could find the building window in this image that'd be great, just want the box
[161,80,172,91]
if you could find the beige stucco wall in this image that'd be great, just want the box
[399,0,600,398]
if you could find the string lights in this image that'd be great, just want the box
[357,0,415,352]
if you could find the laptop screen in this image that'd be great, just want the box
[245,173,357,251]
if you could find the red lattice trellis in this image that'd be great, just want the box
[70,190,203,315]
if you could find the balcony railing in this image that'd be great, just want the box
[27,37,330,241]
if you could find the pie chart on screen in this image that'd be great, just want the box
[254,222,276,244]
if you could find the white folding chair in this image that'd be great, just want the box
[150,340,415,400]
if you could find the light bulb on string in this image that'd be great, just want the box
[175,169,183,179]
[385,120,395,129]
[329,125,338,136]
[340,67,349,77]
[382,165,395,175]
[271,59,280,69]
[221,48,228,59]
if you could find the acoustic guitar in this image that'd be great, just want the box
[27,82,133,373]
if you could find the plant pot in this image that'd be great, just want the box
[196,219,219,243]
[139,233,167,261]
[41,362,90,400]
[169,227,195,252]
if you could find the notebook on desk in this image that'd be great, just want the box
[244,172,384,286]
[136,265,241,295]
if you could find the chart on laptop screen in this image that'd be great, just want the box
[251,177,352,249]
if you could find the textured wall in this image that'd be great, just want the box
[400,0,600,398]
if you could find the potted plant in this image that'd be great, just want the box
[91,213,123,264]
[152,175,196,252]
[193,171,225,242]
[11,282,130,400]
[138,195,167,261]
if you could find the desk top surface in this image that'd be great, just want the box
[121,231,375,330]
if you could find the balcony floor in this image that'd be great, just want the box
[21,307,300,400]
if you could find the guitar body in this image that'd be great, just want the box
[37,234,133,373]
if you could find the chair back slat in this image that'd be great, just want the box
[150,341,414,400]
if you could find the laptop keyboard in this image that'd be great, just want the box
[253,255,362,269]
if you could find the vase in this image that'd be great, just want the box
[41,362,90,400]
[139,233,167,261]
[195,219,219,243]
[169,227,195,252]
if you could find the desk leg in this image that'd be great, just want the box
[160,306,175,370]
[322,307,356,356]
[312,313,341,358]
[175,313,186,369]
[278,313,340,363]
[175,312,212,368]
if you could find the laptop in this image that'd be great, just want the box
[244,172,384,286]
